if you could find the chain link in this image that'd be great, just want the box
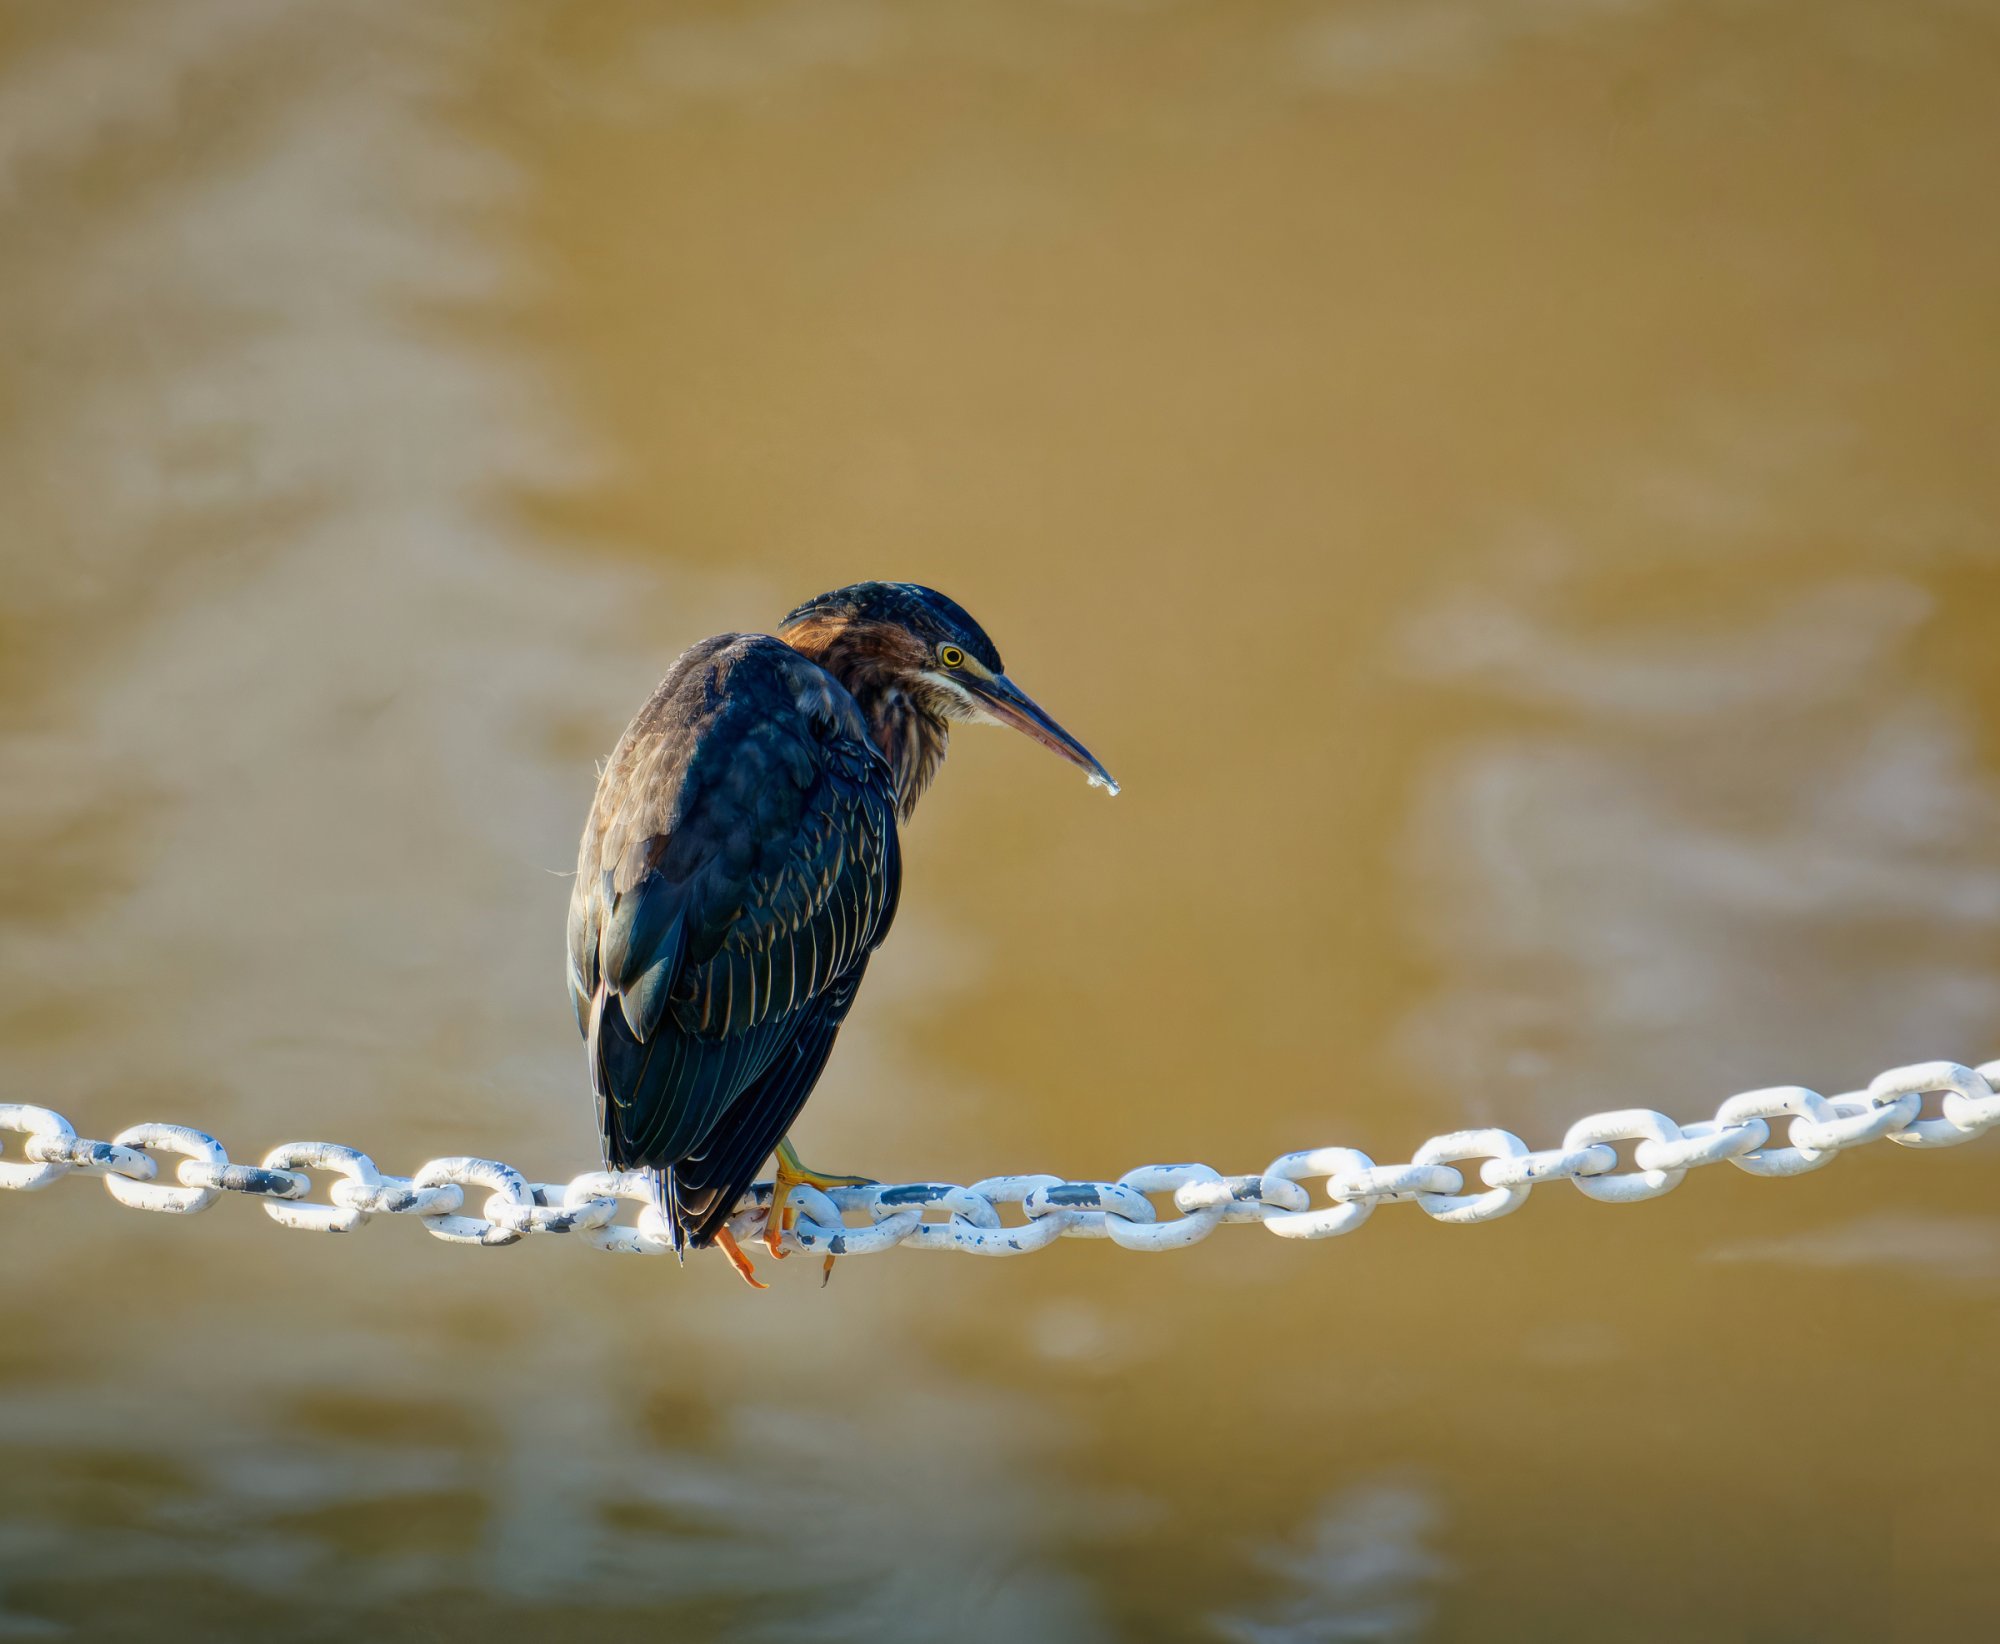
[3,1055,1998,1266]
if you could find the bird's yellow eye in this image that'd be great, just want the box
[939,645,965,668]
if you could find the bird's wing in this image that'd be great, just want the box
[664,965,871,1247]
[567,635,901,1172]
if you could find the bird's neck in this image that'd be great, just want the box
[858,679,949,821]
[781,623,948,820]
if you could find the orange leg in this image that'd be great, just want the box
[712,1226,768,1290]
[762,1156,794,1261]
[765,1137,875,1267]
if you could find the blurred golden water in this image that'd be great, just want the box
[3,0,1999,1637]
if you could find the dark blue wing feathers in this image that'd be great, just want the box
[666,968,870,1247]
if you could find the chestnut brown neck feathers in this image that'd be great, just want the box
[780,615,949,820]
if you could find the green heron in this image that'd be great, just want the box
[567,582,1116,1286]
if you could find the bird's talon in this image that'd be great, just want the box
[762,1197,794,1261]
[713,1227,769,1290]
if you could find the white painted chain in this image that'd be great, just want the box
[2,1057,1997,1263]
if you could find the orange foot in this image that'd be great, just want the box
[713,1226,768,1290]
[764,1136,875,1263]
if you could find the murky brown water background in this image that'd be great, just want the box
[4,1,1999,1638]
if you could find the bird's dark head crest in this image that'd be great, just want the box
[779,579,1116,815]
[780,582,1005,675]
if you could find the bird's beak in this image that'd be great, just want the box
[968,673,1119,796]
